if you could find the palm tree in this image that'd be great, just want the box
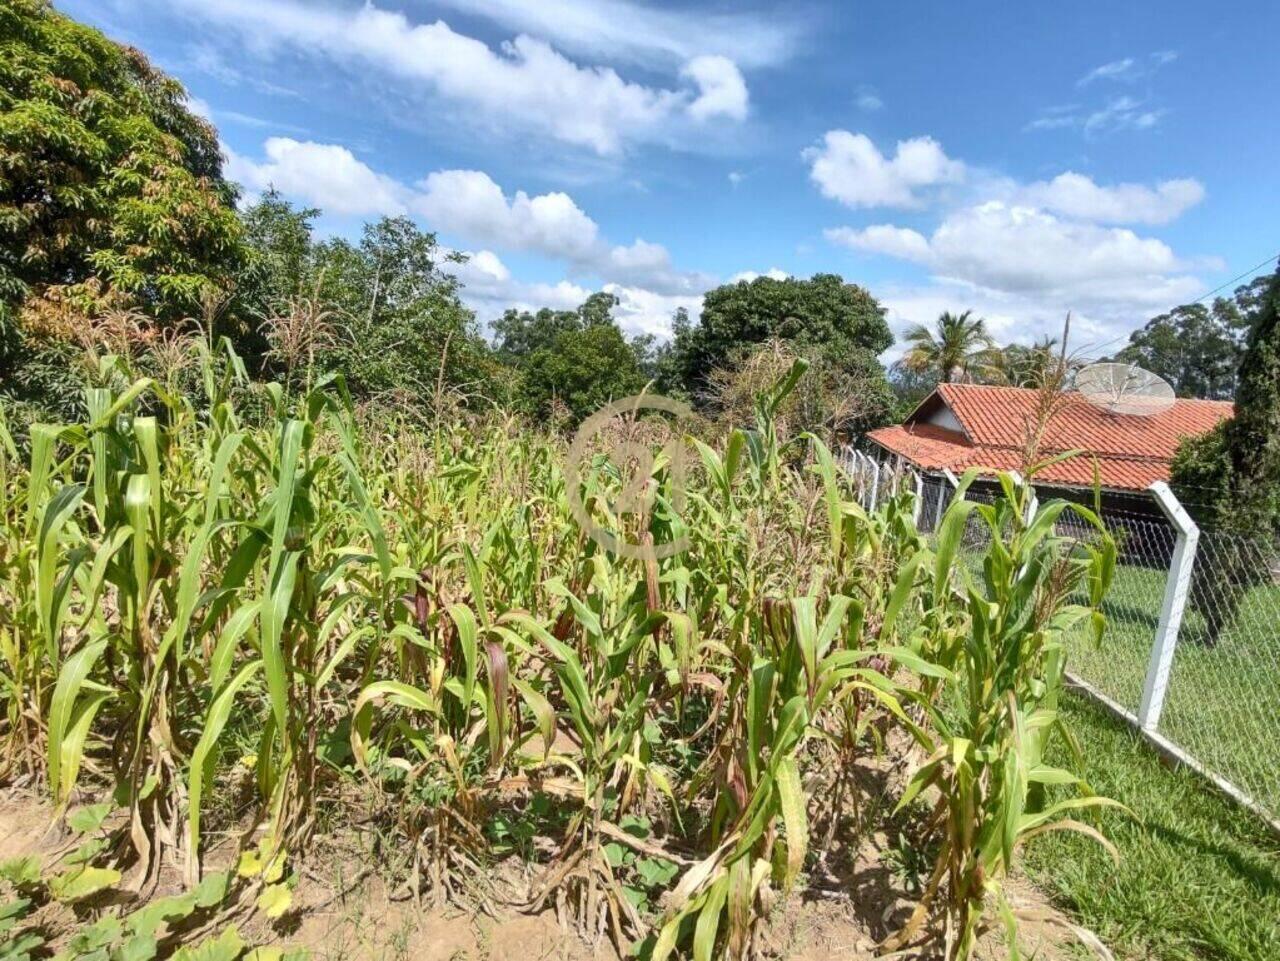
[980,334,1060,387]
[901,310,993,383]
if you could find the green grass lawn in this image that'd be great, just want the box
[947,526,1280,958]
[1023,694,1280,961]
[1063,561,1280,818]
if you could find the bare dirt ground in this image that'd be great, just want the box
[0,790,1101,961]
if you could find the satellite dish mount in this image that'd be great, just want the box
[1074,362,1175,416]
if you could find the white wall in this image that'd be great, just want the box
[921,402,965,434]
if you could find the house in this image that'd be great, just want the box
[866,383,1233,498]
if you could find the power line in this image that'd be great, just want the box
[1194,251,1279,305]
[1074,250,1278,359]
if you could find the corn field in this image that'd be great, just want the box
[0,345,1124,961]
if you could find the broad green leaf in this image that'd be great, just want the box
[256,883,293,919]
[170,924,245,961]
[775,755,807,892]
[49,865,121,902]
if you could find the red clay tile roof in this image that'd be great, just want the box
[867,383,1233,491]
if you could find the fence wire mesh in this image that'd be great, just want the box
[841,449,1280,823]
[1158,526,1280,817]
[1061,507,1176,723]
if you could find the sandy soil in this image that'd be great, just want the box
[0,789,1102,961]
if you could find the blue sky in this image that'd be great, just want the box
[65,0,1279,356]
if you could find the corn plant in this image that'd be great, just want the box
[884,468,1124,960]
[0,338,1129,961]
[514,558,663,948]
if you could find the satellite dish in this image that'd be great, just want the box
[1074,362,1176,416]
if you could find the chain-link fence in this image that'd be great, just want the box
[1128,523,1280,821]
[842,448,1280,824]
[1060,504,1177,727]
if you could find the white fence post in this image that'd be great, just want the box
[867,455,881,511]
[1138,481,1200,732]
[912,469,923,526]
[933,469,959,529]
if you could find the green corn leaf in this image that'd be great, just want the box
[25,423,60,534]
[692,873,729,961]
[124,473,151,615]
[815,595,853,660]
[446,603,480,711]
[315,625,372,691]
[461,546,490,628]
[187,660,262,881]
[351,681,441,769]
[775,755,807,892]
[260,552,300,739]
[881,552,928,641]
[880,646,954,681]
[933,494,980,606]
[35,482,85,665]
[133,417,161,530]
[47,637,109,806]
[512,678,555,760]
[88,378,155,429]
[209,601,261,695]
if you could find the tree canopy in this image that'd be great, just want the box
[497,293,648,420]
[665,274,894,395]
[0,0,245,414]
[1110,275,1269,400]
[1212,265,1280,527]
[493,291,620,362]
[1170,264,1280,641]
[0,0,243,326]
[279,211,497,406]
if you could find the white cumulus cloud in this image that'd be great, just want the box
[602,284,705,339]
[927,202,1191,300]
[815,128,1211,340]
[414,170,600,262]
[683,55,749,122]
[223,138,408,216]
[446,249,701,340]
[824,225,931,262]
[804,131,965,209]
[449,249,592,317]
[828,201,1202,312]
[730,268,790,283]
[164,0,751,155]
[226,138,712,308]
[1017,172,1205,225]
